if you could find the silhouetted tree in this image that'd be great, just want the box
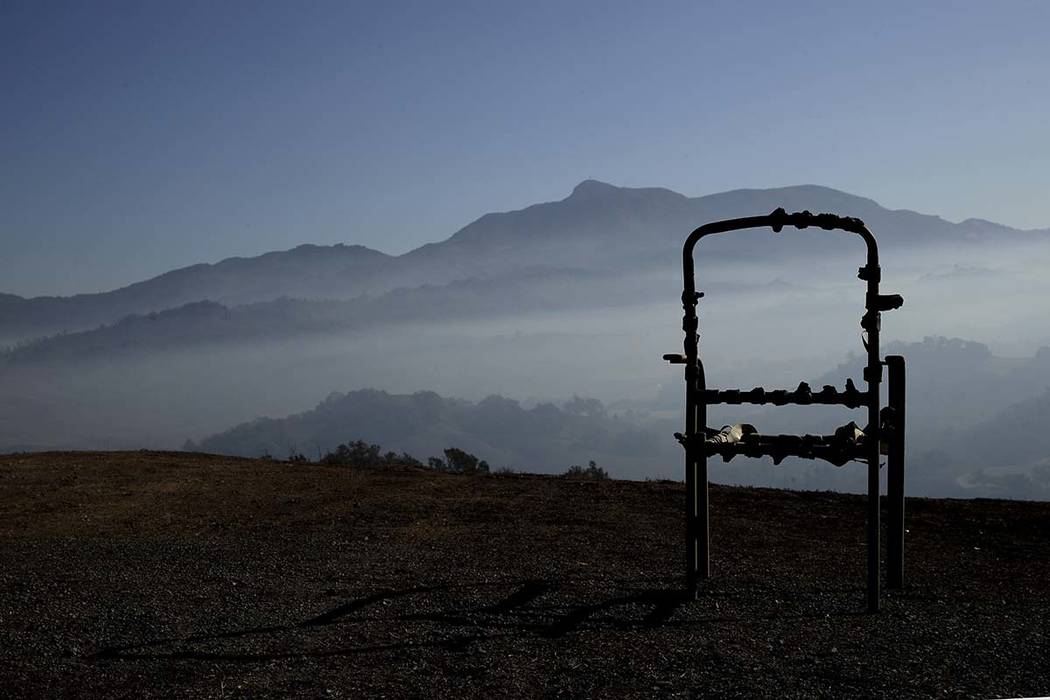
[320,440,420,468]
[427,447,489,474]
[564,459,609,480]
[444,447,479,473]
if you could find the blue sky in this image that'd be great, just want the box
[2,0,1049,296]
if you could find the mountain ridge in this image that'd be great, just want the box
[2,181,1046,345]
[8,181,1042,304]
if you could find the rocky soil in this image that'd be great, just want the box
[1,451,1048,698]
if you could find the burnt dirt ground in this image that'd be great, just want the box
[1,452,1048,698]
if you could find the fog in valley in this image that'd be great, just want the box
[3,183,1050,499]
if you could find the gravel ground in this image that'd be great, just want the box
[1,451,1048,698]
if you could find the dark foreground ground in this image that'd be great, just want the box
[1,452,1048,698]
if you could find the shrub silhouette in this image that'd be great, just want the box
[321,440,420,468]
[564,460,609,480]
[428,447,489,474]
[299,439,489,474]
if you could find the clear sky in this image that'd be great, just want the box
[2,0,1049,296]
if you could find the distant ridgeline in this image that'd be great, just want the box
[189,390,670,478]
[189,337,1050,501]
[3,181,1045,349]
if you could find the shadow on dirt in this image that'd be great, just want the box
[88,578,863,663]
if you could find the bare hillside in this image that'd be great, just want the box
[1,451,1048,698]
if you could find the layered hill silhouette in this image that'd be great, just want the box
[188,337,1050,500]
[191,390,668,476]
[3,181,1046,348]
[1,268,673,364]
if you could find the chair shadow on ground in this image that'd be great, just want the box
[88,578,864,663]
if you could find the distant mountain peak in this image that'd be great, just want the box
[566,179,688,205]
[570,179,621,198]
[957,217,1015,232]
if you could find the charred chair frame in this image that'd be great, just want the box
[663,208,906,612]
